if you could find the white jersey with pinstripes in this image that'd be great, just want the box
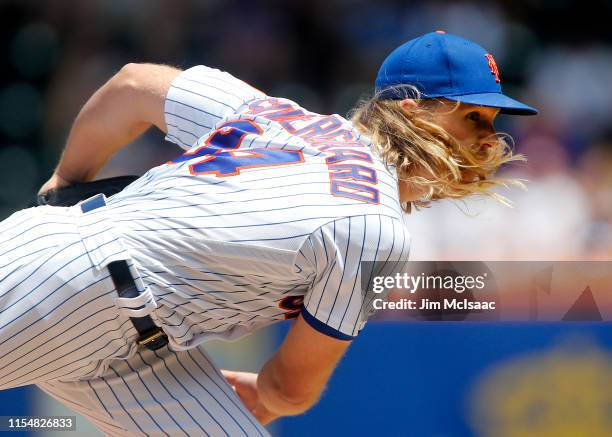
[80,65,411,349]
[0,65,410,436]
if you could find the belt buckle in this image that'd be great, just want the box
[137,329,169,351]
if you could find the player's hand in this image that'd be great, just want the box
[221,370,280,426]
[38,172,73,195]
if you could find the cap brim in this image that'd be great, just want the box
[445,92,538,115]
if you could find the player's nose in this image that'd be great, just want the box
[478,124,497,148]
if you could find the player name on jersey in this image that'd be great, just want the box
[246,97,380,204]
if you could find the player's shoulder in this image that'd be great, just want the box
[169,65,265,111]
[295,213,410,277]
[308,212,409,250]
[179,65,263,92]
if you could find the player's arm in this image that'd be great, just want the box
[40,63,181,193]
[223,314,351,425]
[260,313,350,413]
[224,216,407,425]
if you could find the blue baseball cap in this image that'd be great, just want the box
[375,31,538,115]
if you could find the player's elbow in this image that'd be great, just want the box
[260,364,323,416]
[109,63,181,132]
[115,62,181,88]
[266,385,321,416]
[279,380,322,414]
[113,63,150,92]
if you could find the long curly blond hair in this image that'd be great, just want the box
[349,87,525,212]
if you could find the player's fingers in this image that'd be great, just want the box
[220,369,239,385]
[253,403,278,426]
[38,173,71,195]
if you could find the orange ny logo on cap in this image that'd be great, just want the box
[484,54,500,83]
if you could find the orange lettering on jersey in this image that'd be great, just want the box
[329,164,378,184]
[245,98,380,205]
[294,116,342,137]
[325,149,373,165]
[248,98,306,121]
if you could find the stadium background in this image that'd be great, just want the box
[0,0,611,435]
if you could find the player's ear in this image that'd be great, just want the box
[399,98,419,112]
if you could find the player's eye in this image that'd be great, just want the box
[466,111,481,122]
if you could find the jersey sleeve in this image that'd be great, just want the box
[296,215,410,340]
[164,66,266,150]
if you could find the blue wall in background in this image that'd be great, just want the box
[0,385,37,437]
[275,322,612,437]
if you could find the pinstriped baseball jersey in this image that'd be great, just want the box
[0,65,410,436]
[78,65,411,348]
[0,204,269,435]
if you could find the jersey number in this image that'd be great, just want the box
[170,120,304,176]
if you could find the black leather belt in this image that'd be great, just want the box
[81,194,168,351]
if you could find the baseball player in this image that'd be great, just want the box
[0,31,536,436]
